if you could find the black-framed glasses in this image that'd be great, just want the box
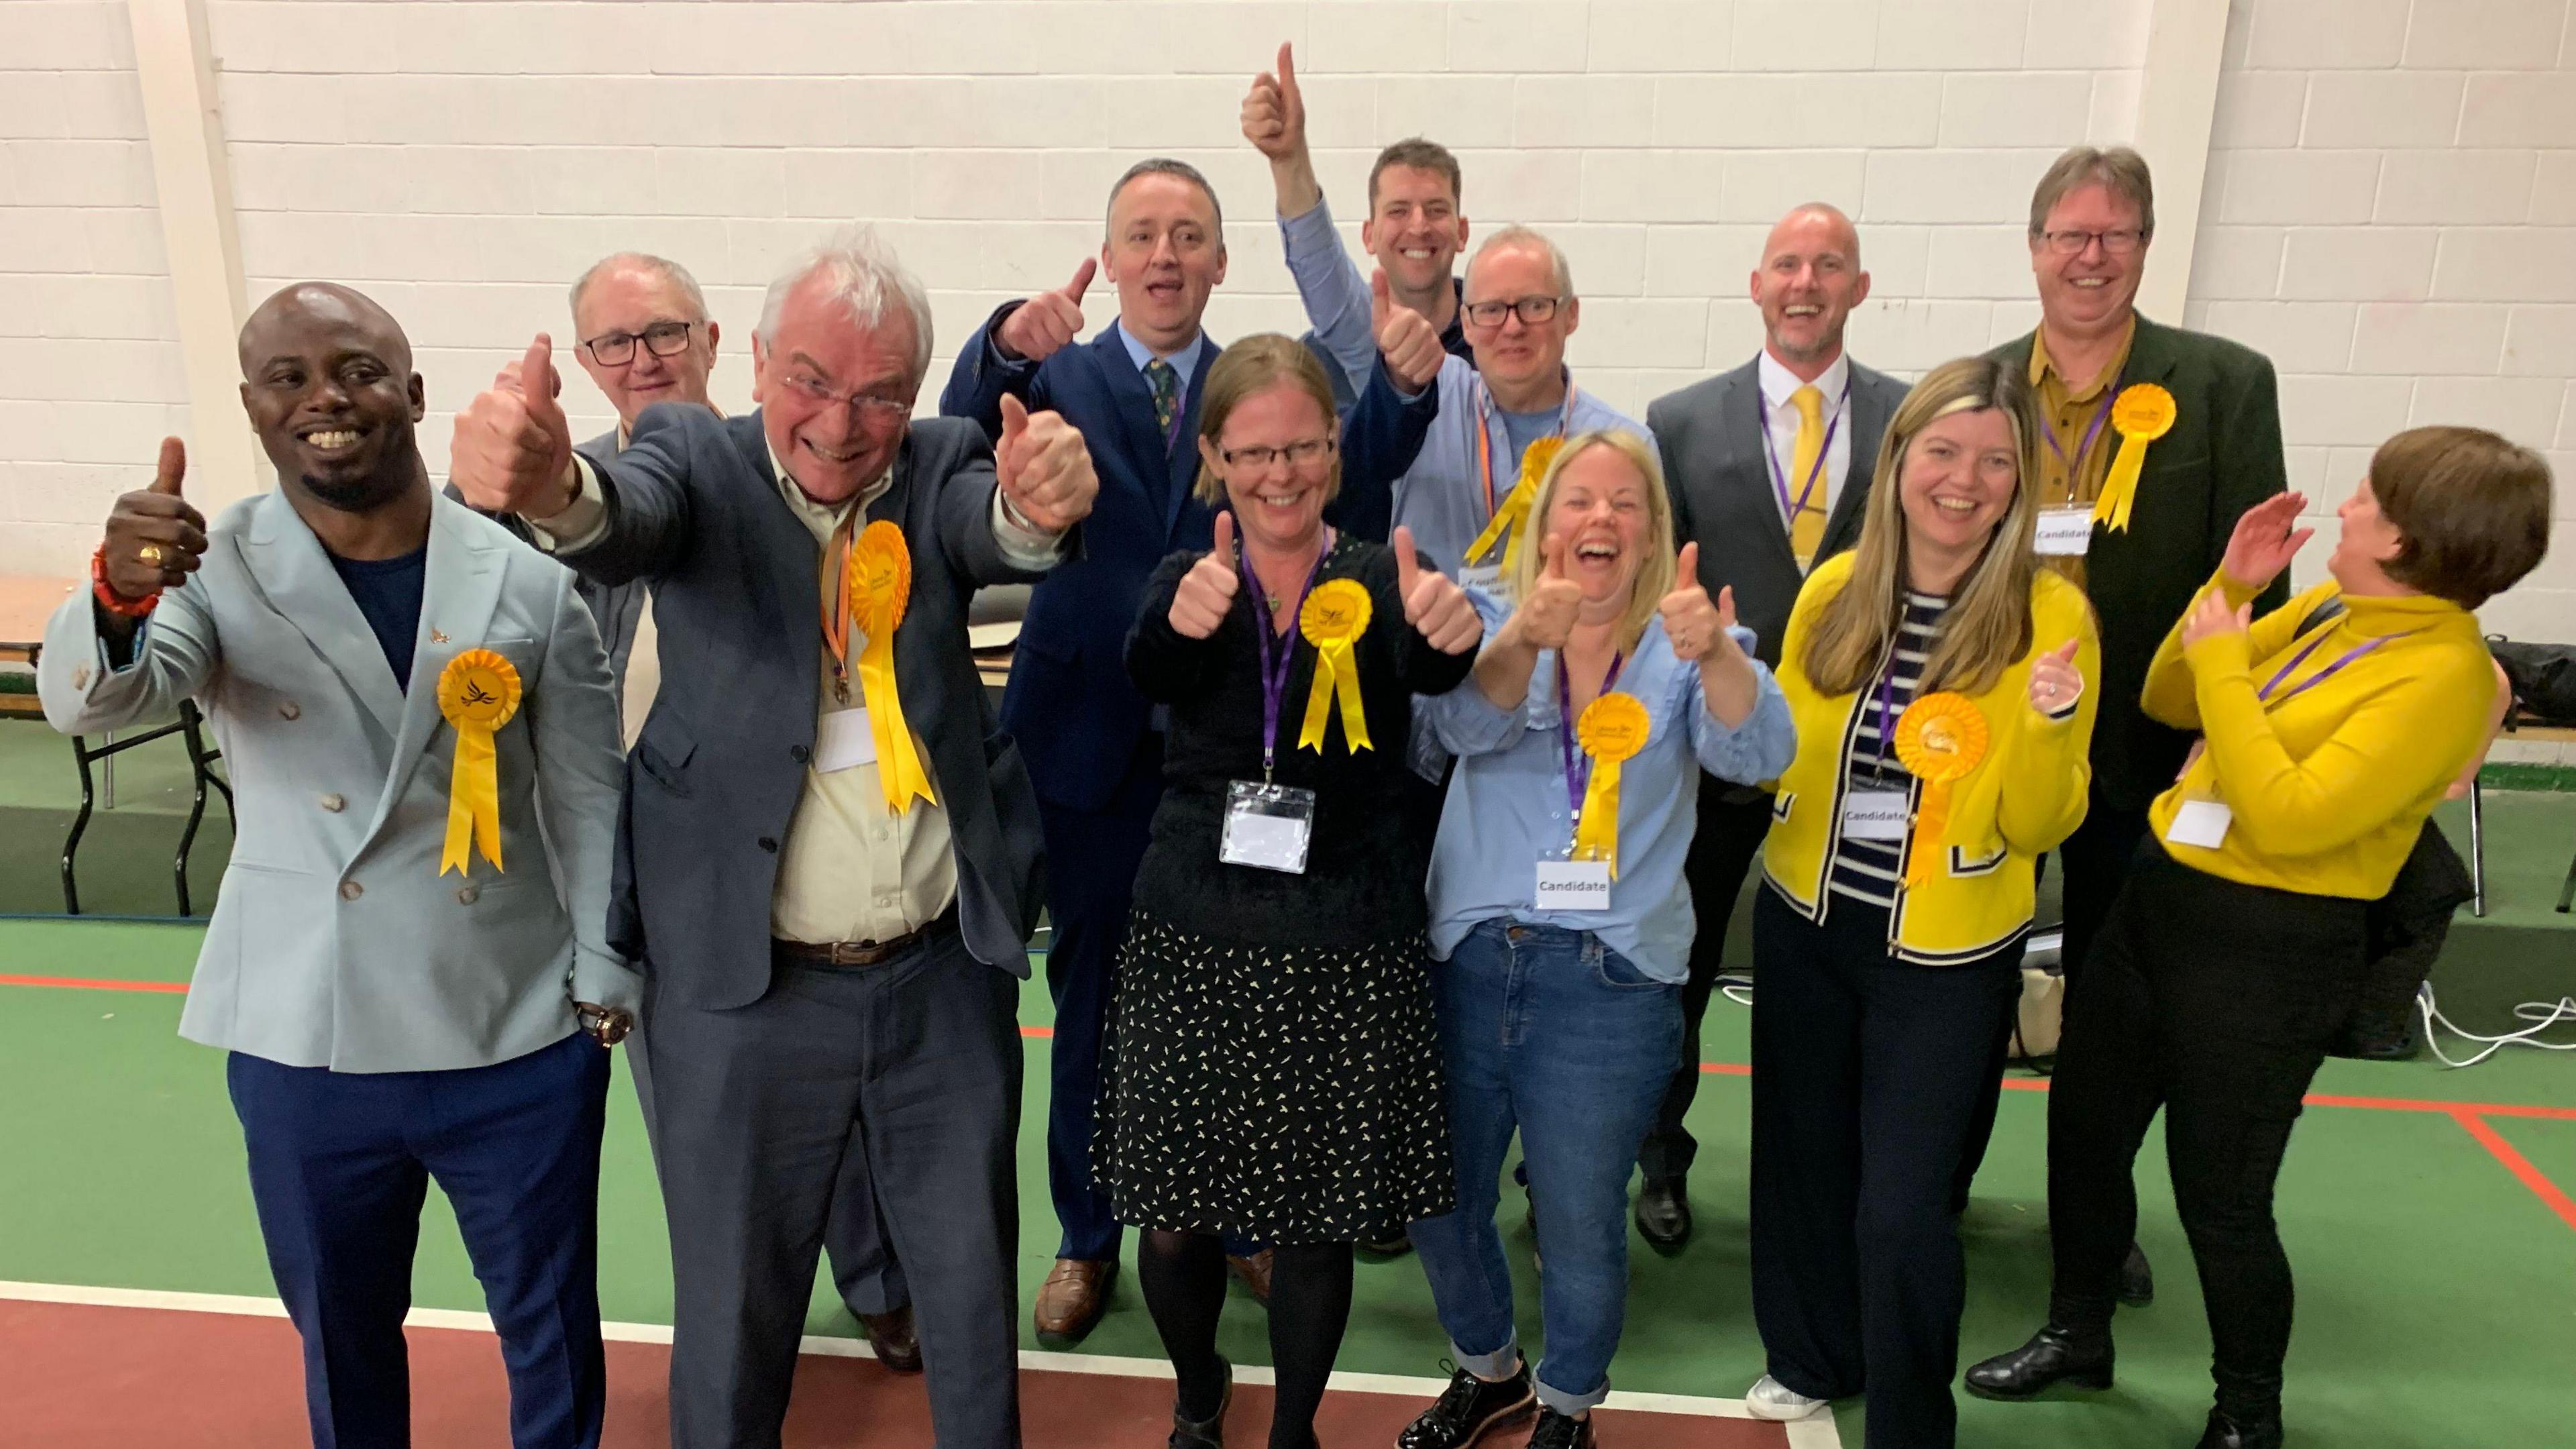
[1220,437,1335,470]
[1462,294,1564,328]
[2039,228,2145,257]
[582,320,697,366]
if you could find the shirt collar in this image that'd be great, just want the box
[2029,313,2138,402]
[1756,350,1851,415]
[765,435,892,546]
[1113,320,1204,393]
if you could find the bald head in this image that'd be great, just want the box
[1750,203,1870,375]
[237,281,427,515]
[239,282,412,376]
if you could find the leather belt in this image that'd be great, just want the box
[773,909,957,970]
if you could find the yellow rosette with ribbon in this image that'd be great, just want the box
[1572,691,1651,877]
[1891,692,1990,889]
[437,649,522,876]
[2092,382,2176,534]
[1463,435,1565,582]
[849,519,937,812]
[1297,578,1374,753]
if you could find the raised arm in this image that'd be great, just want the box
[1245,44,1379,402]
[38,437,219,734]
[938,263,1090,439]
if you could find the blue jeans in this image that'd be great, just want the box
[1409,919,1682,1415]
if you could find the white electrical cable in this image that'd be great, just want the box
[1717,972,1754,1008]
[2417,981,2576,1069]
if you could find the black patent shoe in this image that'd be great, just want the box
[1396,1359,1536,1449]
[2196,1407,2285,1449]
[2119,1240,2155,1306]
[1169,1355,1231,1449]
[1635,1178,1692,1250]
[1526,1407,1595,1449]
[1962,1323,2114,1400]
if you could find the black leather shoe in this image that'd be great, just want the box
[2196,1407,2284,1449]
[1635,1179,1692,1250]
[2119,1240,2155,1306]
[1397,1360,1536,1449]
[1169,1355,1231,1449]
[1526,1407,1595,1448]
[1963,1323,2114,1400]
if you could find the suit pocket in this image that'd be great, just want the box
[1771,791,1796,824]
[1949,841,2010,878]
[633,712,696,796]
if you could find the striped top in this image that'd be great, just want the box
[1829,591,1951,908]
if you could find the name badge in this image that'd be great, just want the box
[1534,859,1613,912]
[1220,779,1316,873]
[2035,507,2096,557]
[1840,789,1911,841]
[1459,561,1507,599]
[814,708,877,773]
[2164,798,2232,850]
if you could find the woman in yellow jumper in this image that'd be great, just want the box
[1743,356,2100,1449]
[1966,426,2554,1449]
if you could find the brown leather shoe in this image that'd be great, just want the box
[1034,1257,1117,1342]
[1226,1248,1274,1303]
[859,1305,921,1374]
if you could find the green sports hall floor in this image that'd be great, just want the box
[1,717,2572,1447]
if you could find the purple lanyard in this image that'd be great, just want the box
[2042,391,2117,475]
[2256,629,2412,708]
[1762,384,1850,528]
[1555,650,1624,820]
[1240,526,1332,780]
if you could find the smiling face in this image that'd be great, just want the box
[1102,170,1227,355]
[1361,164,1467,301]
[1463,239,1577,396]
[1540,443,1655,610]
[1751,206,1869,370]
[236,283,427,514]
[749,276,918,504]
[572,262,718,430]
[2329,473,2406,592]
[2031,182,2147,340]
[1896,405,2022,574]
[1202,378,1336,555]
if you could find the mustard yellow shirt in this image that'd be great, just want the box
[2144,571,2496,900]
[2028,317,2136,592]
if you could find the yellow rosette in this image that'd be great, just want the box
[1891,692,1990,889]
[1572,690,1651,877]
[2093,383,2176,534]
[437,649,522,877]
[1462,435,1564,580]
[849,519,937,812]
[1297,578,1374,753]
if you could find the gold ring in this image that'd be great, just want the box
[136,544,164,566]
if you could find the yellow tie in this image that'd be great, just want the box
[1788,384,1827,568]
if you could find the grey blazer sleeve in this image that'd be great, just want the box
[38,582,217,734]
[558,423,699,588]
[524,563,639,1013]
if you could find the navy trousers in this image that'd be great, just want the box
[227,1030,611,1449]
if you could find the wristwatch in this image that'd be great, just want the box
[575,1002,634,1046]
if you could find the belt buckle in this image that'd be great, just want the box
[833,938,883,967]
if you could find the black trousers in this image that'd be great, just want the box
[2046,843,2367,1421]
[2353,820,2473,1032]
[1637,788,1776,1185]
[1750,888,2023,1449]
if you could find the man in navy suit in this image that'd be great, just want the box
[940,156,1447,1340]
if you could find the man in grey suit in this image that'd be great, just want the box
[1640,203,1910,1248]
[41,282,635,1449]
[451,225,1099,1449]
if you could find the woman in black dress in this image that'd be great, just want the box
[1099,334,1485,1448]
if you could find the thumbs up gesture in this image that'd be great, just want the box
[1374,268,1445,394]
[1658,542,1739,663]
[1169,509,1242,639]
[995,392,1099,534]
[101,435,207,599]
[1505,532,1586,653]
[1241,42,1309,163]
[2027,637,2086,715]
[997,259,1096,364]
[1394,524,1481,654]
[451,334,577,518]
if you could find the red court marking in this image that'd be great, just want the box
[2449,1108,2576,1236]
[0,973,187,995]
[1020,1024,1053,1038]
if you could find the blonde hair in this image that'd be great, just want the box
[1191,335,1342,504]
[1801,357,2044,698]
[1505,429,1677,655]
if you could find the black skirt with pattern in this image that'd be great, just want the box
[1093,910,1456,1244]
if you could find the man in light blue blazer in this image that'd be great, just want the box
[38,282,634,1449]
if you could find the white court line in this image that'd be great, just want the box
[0,1279,1841,1445]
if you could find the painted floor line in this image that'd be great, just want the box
[0,1280,1835,1440]
[2447,1110,2576,1236]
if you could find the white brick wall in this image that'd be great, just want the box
[0,0,2567,640]
[0,1,186,576]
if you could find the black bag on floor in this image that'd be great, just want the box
[2489,639,2576,724]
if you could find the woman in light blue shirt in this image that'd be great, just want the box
[1397,430,1797,1449]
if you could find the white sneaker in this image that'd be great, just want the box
[1743,1374,1829,1421]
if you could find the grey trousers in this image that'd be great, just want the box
[641,930,1024,1449]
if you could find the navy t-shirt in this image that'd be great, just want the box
[329,545,429,693]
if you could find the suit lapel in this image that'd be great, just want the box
[1091,327,1173,519]
[741,415,826,677]
[869,440,950,751]
[1163,333,1221,540]
[1821,376,1890,557]
[236,492,409,739]
[2116,313,2181,390]
[366,496,506,841]
[1725,366,1804,574]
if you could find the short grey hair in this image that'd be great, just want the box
[1105,158,1225,241]
[1468,225,1574,297]
[757,223,936,385]
[2028,146,2157,240]
[567,252,709,325]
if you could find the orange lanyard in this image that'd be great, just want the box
[818,509,859,704]
[1472,379,1579,520]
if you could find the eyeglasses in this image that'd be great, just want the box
[2039,228,2146,257]
[1220,437,1335,470]
[1462,295,1565,329]
[581,321,698,366]
[777,372,914,424]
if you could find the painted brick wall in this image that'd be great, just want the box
[0,1,188,578]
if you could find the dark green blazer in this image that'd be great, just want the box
[1988,313,2290,812]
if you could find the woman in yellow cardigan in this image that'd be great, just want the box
[1743,356,2100,1449]
[1966,426,2554,1449]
